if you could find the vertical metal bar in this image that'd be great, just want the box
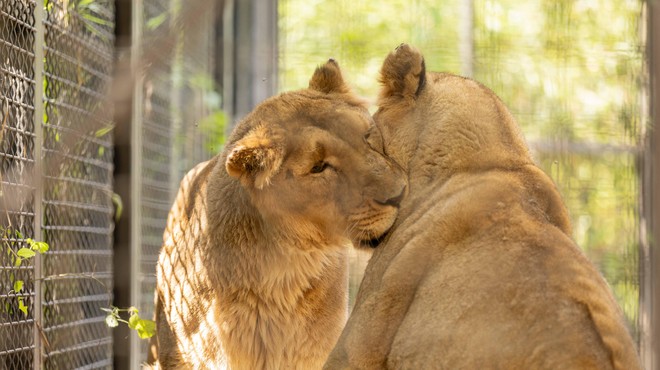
[130,0,144,368]
[32,1,45,368]
[170,0,182,197]
[459,0,474,78]
[641,1,660,369]
[251,0,278,105]
[223,0,278,131]
[222,0,235,130]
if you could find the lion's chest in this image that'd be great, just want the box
[214,290,324,369]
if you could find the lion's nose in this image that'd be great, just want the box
[375,185,406,207]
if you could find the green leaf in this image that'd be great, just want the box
[36,242,49,254]
[135,318,156,339]
[18,298,28,316]
[17,248,36,259]
[94,125,114,138]
[27,238,37,250]
[112,193,123,222]
[127,312,156,338]
[105,314,119,328]
[13,280,24,293]
[21,238,47,254]
[81,13,112,26]
[146,12,168,30]
[76,0,95,8]
[128,312,139,329]
[14,257,22,267]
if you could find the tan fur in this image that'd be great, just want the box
[325,45,641,370]
[147,60,407,370]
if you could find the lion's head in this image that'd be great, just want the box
[374,44,532,189]
[224,59,407,248]
[371,44,572,234]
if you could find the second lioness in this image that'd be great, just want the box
[149,60,407,369]
[325,45,641,370]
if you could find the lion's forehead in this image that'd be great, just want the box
[293,107,370,132]
[277,113,369,152]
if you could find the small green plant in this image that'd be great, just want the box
[2,226,156,338]
[3,229,49,316]
[14,237,49,315]
[102,306,156,339]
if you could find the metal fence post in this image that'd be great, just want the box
[130,1,145,368]
[641,1,660,369]
[223,0,278,130]
[31,2,45,368]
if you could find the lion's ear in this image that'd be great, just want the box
[379,44,426,101]
[309,59,351,94]
[225,124,284,189]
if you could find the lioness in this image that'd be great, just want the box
[148,60,407,369]
[325,45,641,370]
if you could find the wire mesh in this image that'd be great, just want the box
[136,0,216,363]
[40,0,115,368]
[0,1,37,369]
[137,0,176,362]
[3,0,215,367]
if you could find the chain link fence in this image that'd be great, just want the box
[1,1,39,368]
[130,0,218,365]
[2,0,217,368]
[136,1,177,362]
[1,0,115,369]
[41,0,115,367]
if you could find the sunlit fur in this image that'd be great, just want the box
[147,60,407,370]
[325,45,641,370]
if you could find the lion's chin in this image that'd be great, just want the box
[357,228,392,249]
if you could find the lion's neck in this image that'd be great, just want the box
[211,205,349,369]
[402,108,532,194]
[198,159,349,369]
[207,181,348,304]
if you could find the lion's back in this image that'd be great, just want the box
[326,45,640,370]
[385,205,621,369]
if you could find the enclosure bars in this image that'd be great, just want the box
[642,1,660,369]
[129,0,145,368]
[111,0,136,367]
[223,0,278,129]
[459,0,474,78]
[31,1,45,368]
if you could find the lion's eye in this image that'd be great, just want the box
[310,161,329,174]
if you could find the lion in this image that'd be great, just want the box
[146,59,407,370]
[324,45,641,370]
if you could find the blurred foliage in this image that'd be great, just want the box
[188,73,227,154]
[280,0,645,337]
